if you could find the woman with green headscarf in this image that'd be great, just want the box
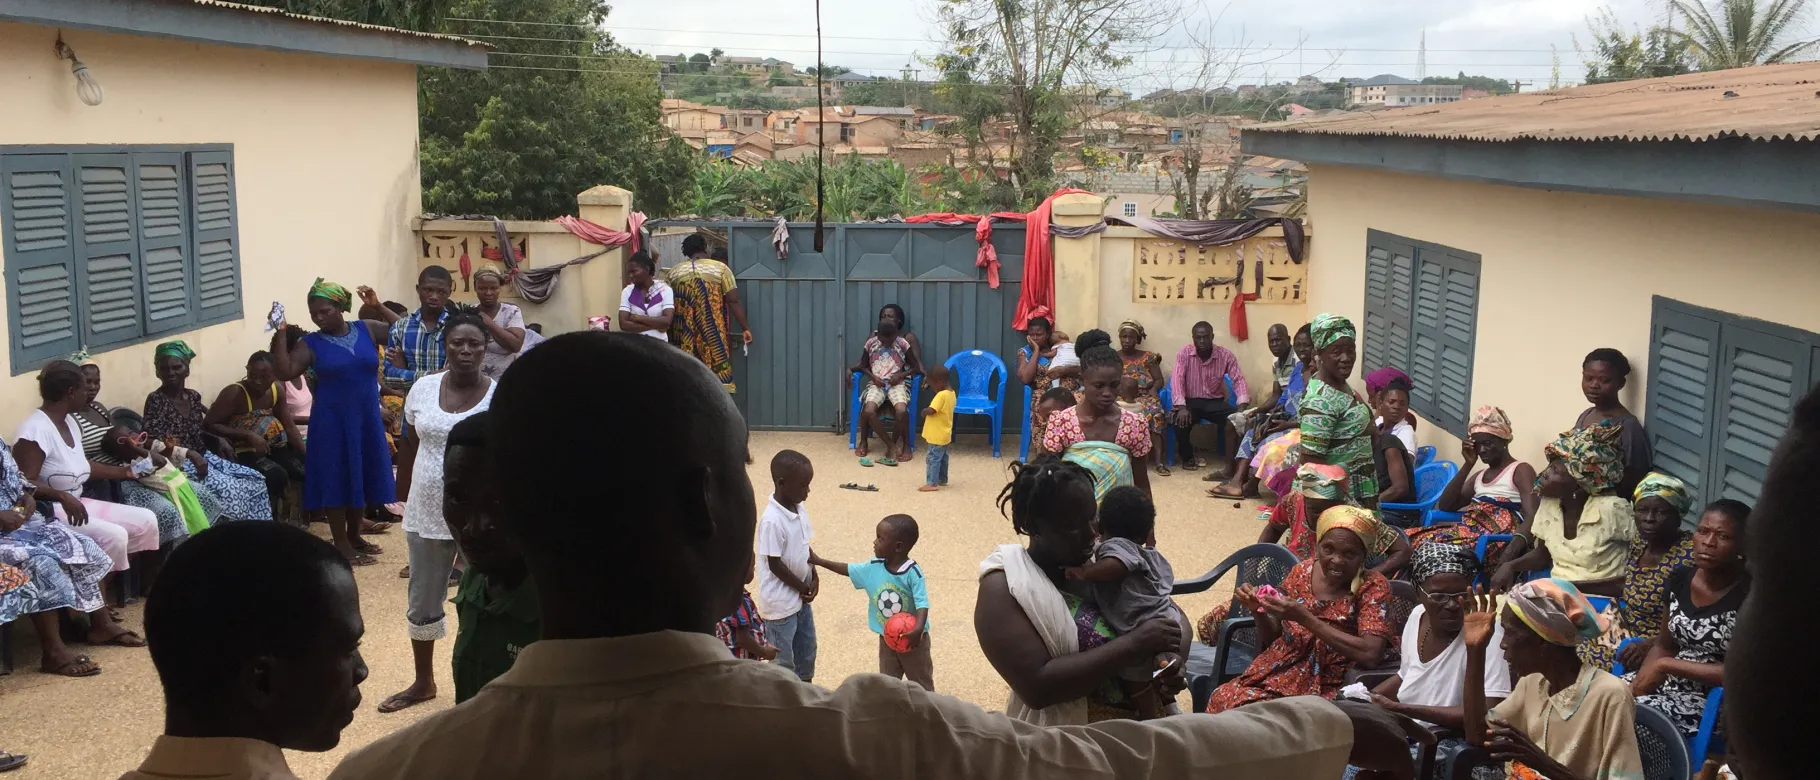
[1292,313,1378,507]
[1577,472,1697,671]
[1492,421,1634,596]
[142,340,276,522]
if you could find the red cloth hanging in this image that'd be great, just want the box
[1010,188,1092,330]
[905,212,1025,287]
[552,212,647,255]
[1229,291,1259,341]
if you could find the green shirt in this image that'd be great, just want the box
[451,568,541,704]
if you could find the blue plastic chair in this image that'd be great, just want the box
[1472,533,1513,587]
[1382,461,1459,526]
[848,372,923,456]
[1019,384,1035,461]
[1613,639,1727,762]
[1425,510,1465,527]
[1159,376,1236,467]
[1633,703,1693,780]
[1414,445,1436,468]
[942,350,1009,458]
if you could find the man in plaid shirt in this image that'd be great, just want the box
[386,266,453,503]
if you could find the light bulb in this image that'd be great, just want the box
[55,38,104,107]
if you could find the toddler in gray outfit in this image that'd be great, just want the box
[1065,485,1181,718]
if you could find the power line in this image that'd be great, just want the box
[490,50,1574,70]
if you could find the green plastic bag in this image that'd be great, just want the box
[153,466,211,535]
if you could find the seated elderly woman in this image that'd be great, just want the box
[1627,498,1749,743]
[1577,473,1697,671]
[1204,506,1397,714]
[141,341,276,523]
[1409,406,1538,568]
[1462,580,1643,780]
[1492,421,1634,597]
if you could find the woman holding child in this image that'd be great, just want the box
[141,342,275,522]
[1041,346,1152,501]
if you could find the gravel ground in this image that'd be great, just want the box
[0,429,1268,778]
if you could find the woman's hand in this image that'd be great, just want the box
[1630,657,1670,696]
[245,434,271,455]
[1486,716,1550,768]
[1489,563,1519,593]
[0,510,28,533]
[1367,691,1404,716]
[189,450,210,481]
[1233,583,1262,613]
[1461,590,1499,649]
[1127,616,1183,656]
[1460,437,1479,466]
[58,494,88,526]
[1616,637,1652,671]
[756,643,779,662]
[357,285,381,308]
[1259,593,1311,625]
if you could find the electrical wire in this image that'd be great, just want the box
[814,0,825,252]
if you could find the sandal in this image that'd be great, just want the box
[346,552,378,567]
[41,655,100,677]
[877,457,899,467]
[359,519,392,535]
[398,565,412,579]
[1207,485,1247,499]
[839,483,879,492]
[89,628,146,648]
[353,539,384,556]
[858,458,874,467]
[1155,465,1173,477]
[377,689,437,713]
[0,751,27,772]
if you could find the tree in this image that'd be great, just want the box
[1669,0,1819,68]
[245,0,452,31]
[1421,72,1517,93]
[1577,7,1695,83]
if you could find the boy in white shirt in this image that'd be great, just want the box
[755,449,818,681]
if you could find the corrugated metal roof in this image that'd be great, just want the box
[1249,62,1820,143]
[189,0,489,48]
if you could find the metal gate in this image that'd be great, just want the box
[655,220,1028,433]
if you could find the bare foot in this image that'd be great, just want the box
[918,485,940,492]
[378,682,438,713]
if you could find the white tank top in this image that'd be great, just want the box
[1472,461,1526,503]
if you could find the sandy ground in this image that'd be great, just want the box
[0,429,1267,778]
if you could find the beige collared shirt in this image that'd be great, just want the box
[119,736,299,780]
[329,630,1353,779]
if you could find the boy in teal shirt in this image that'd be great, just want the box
[810,514,932,691]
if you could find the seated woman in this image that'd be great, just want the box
[852,316,921,464]
[1628,499,1749,743]
[1373,376,1418,526]
[977,457,1189,723]
[1261,464,1409,574]
[1204,506,1396,713]
[141,341,275,523]
[1366,366,1419,449]
[1409,406,1537,566]
[1211,324,1312,498]
[1462,579,1644,780]
[279,326,314,437]
[204,351,307,523]
[1365,544,1513,778]
[69,358,221,543]
[1040,346,1152,501]
[1578,473,1696,670]
[1017,317,1079,445]
[1492,421,1633,597]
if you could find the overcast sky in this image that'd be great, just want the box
[562,0,1816,92]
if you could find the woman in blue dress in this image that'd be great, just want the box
[272,279,396,565]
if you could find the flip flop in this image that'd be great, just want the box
[839,483,879,492]
[398,565,412,579]
[1155,465,1173,477]
[877,457,899,467]
[41,655,100,678]
[377,689,437,713]
[858,458,874,467]
[0,751,28,772]
[89,628,145,648]
[1207,485,1247,499]
[346,552,379,567]
[353,540,384,556]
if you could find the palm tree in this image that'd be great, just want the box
[1668,0,1819,69]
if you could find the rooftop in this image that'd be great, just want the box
[1351,74,1420,87]
[1254,62,1820,143]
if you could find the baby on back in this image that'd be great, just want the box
[1064,485,1181,718]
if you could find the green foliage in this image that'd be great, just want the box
[676,156,1008,220]
[1578,7,1695,83]
[1669,0,1820,68]
[1421,72,1518,93]
[242,0,453,31]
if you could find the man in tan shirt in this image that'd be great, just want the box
[330,332,1421,780]
[121,523,368,780]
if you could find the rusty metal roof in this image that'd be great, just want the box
[189,0,490,49]
[1248,62,1820,143]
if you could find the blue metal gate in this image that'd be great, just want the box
[654,220,1028,433]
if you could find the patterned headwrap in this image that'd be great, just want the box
[154,341,196,364]
[1310,313,1356,350]
[307,278,353,313]
[1506,578,1608,646]
[1365,366,1411,396]
[1544,420,1625,494]
[473,264,505,284]
[1468,405,1514,440]
[1117,319,1146,341]
[1633,472,1694,518]
[64,348,98,367]
[1315,505,1397,592]
[1296,463,1349,500]
[1410,542,1479,584]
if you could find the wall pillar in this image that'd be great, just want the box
[1050,192,1107,337]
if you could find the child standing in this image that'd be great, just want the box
[716,557,777,661]
[756,449,818,681]
[442,413,541,704]
[1064,485,1181,718]
[809,514,933,691]
[919,365,956,493]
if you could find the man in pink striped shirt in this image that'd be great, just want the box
[1170,321,1251,470]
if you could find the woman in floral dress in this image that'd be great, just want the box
[1116,320,1168,476]
[1295,313,1378,508]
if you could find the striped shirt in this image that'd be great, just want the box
[1171,343,1251,404]
[385,308,450,388]
[714,590,766,659]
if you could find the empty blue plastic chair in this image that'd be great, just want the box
[943,350,1009,458]
[848,372,923,456]
[1159,376,1236,467]
[1382,461,1459,526]
[1414,445,1436,468]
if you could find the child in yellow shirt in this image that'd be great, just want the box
[919,365,956,492]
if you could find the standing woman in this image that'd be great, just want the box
[272,279,396,565]
[473,267,525,379]
[379,312,495,713]
[1039,346,1152,501]
[664,234,751,393]
[141,342,274,521]
[618,251,675,341]
[203,352,306,522]
[1576,348,1652,498]
[1296,313,1379,507]
[1115,320,1168,477]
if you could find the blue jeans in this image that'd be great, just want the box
[924,444,950,486]
[768,603,817,681]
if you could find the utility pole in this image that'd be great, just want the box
[1417,29,1427,80]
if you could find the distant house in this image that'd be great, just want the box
[1237,84,1259,97]
[1289,75,1325,95]
[724,108,770,133]
[1245,62,1820,515]
[662,99,728,135]
[0,0,484,422]
[762,57,795,76]
[1347,74,1462,108]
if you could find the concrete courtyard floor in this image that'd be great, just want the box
[0,430,1269,778]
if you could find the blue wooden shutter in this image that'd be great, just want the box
[2,154,82,369]
[1644,298,1721,505]
[1362,231,1413,376]
[1409,249,1478,435]
[134,153,192,335]
[1710,323,1811,507]
[189,150,242,322]
[73,153,144,348]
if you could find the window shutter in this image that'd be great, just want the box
[1645,299,1721,506]
[133,152,193,336]
[2,154,82,369]
[1409,250,1478,434]
[73,154,144,349]
[188,150,241,322]
[1710,324,1811,507]
[1362,232,1412,375]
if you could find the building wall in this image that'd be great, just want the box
[1103,193,1175,219]
[1302,163,1820,463]
[0,22,421,424]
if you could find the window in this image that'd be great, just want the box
[743,117,753,127]
[1361,230,1481,435]
[840,125,855,142]
[2,146,242,373]
[1645,296,1820,513]
[1122,202,1138,217]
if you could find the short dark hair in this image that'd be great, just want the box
[1583,347,1632,377]
[37,364,84,403]
[881,513,919,548]
[770,449,811,480]
[1382,376,1413,394]
[145,523,350,699]
[880,304,907,330]
[248,351,273,366]
[443,311,490,344]
[627,250,656,275]
[682,234,708,257]
[1025,316,1052,333]
[1295,323,1312,340]
[1075,329,1112,353]
[1098,485,1155,543]
[1704,498,1751,540]
[996,455,1095,537]
[1081,345,1121,374]
[283,324,307,348]
[419,265,454,286]
[924,363,949,383]
[1039,387,1077,406]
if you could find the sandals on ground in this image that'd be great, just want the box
[839,482,879,492]
[42,655,100,677]
[0,751,27,772]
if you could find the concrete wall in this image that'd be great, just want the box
[1301,163,1820,465]
[0,21,420,425]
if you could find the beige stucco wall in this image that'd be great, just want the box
[1302,163,1820,465]
[1104,193,1176,219]
[0,22,421,424]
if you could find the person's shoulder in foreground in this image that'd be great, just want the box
[328,331,1415,780]
[123,522,366,780]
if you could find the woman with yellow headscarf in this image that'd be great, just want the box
[1114,319,1167,475]
[1204,504,1398,713]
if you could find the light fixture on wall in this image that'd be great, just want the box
[54,34,105,106]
